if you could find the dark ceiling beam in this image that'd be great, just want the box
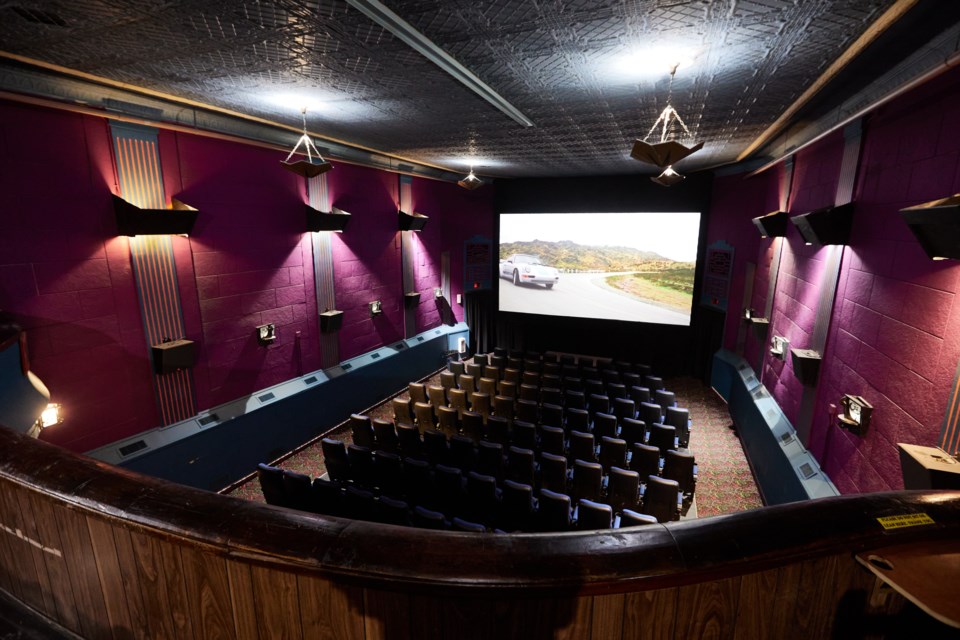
[0,52,465,183]
[737,0,919,163]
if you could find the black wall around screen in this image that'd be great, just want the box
[493,173,716,377]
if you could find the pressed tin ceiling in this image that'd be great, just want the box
[0,0,957,178]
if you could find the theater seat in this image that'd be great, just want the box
[412,505,448,530]
[641,476,681,523]
[665,406,691,448]
[320,439,350,484]
[619,509,658,528]
[577,499,613,530]
[452,517,486,533]
[539,452,568,494]
[537,489,572,532]
[436,405,459,436]
[375,495,410,526]
[607,466,640,513]
[499,480,535,532]
[662,449,697,500]
[372,419,399,454]
[282,471,313,511]
[349,414,375,449]
[257,463,286,506]
[408,382,428,404]
[572,460,603,503]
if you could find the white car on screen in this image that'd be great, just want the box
[500,254,559,289]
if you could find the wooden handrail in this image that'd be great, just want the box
[3,425,958,596]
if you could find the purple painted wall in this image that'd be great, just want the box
[0,100,494,451]
[708,67,960,493]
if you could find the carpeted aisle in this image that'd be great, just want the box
[228,372,764,517]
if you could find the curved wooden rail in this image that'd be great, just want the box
[1,427,959,638]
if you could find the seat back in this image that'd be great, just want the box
[607,466,640,513]
[427,385,448,408]
[629,385,652,405]
[310,478,345,517]
[470,392,491,420]
[479,376,498,397]
[396,423,422,459]
[499,480,534,532]
[349,414,375,449]
[408,382,428,404]
[422,428,449,466]
[538,425,565,457]
[665,407,690,447]
[465,471,499,526]
[459,374,477,396]
[577,499,613,530]
[373,450,403,497]
[540,403,563,428]
[630,443,661,479]
[569,430,596,464]
[613,397,636,422]
[511,420,537,450]
[620,418,646,446]
[649,423,677,457]
[599,436,627,473]
[436,405,459,437]
[482,365,500,381]
[439,371,456,393]
[344,486,376,521]
[412,505,448,530]
[639,401,662,425]
[451,517,486,533]
[539,452,568,494]
[347,445,375,489]
[619,509,658,528]
[484,415,511,446]
[413,402,436,432]
[537,489,572,532]
[402,457,433,506]
[641,475,680,523]
[460,410,484,441]
[515,399,539,424]
[498,380,518,399]
[662,449,696,496]
[594,412,618,440]
[448,388,469,418]
[606,383,628,400]
[320,439,350,484]
[571,460,603,502]
[375,495,410,526]
[502,368,521,385]
[566,407,590,433]
[465,363,483,379]
[493,395,515,420]
[448,360,465,378]
[587,394,610,418]
[257,463,287,506]
[372,419,399,454]
[472,353,489,367]
[434,464,464,517]
[521,371,540,387]
[507,446,536,486]
[476,440,504,481]
[519,383,539,402]
[392,397,414,427]
[644,375,665,393]
[540,387,562,407]
[654,389,676,415]
[449,434,477,472]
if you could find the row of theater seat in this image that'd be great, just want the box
[259,458,681,532]
[347,412,693,485]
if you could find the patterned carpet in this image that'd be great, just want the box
[226,371,764,518]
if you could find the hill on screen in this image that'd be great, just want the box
[500,240,678,272]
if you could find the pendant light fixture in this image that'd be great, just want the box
[630,64,702,186]
[281,107,333,178]
[458,166,483,190]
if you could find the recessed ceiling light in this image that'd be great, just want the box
[608,45,699,80]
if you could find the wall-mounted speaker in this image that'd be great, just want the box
[789,202,854,246]
[752,210,789,238]
[151,339,196,374]
[899,194,960,260]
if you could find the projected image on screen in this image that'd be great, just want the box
[499,212,701,325]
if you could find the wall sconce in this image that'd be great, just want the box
[789,202,854,246]
[770,335,789,359]
[37,403,61,429]
[398,210,429,231]
[838,394,873,435]
[752,210,789,238]
[369,300,382,316]
[434,287,444,299]
[899,194,960,260]
[256,323,276,346]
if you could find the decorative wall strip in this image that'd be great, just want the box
[308,173,340,368]
[111,122,196,425]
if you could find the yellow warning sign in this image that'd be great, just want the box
[877,513,935,530]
